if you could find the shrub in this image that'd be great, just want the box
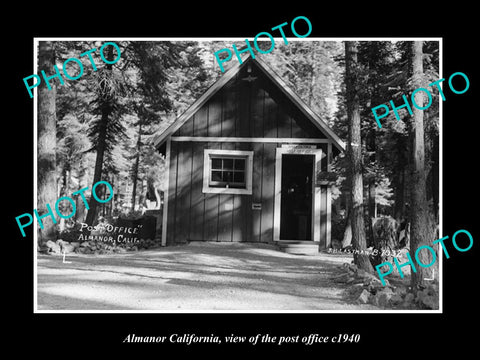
[58,222,83,243]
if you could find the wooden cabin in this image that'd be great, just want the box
[154,55,345,253]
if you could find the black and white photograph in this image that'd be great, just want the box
[8,7,478,354]
[31,38,441,312]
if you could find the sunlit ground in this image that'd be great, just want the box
[36,242,379,311]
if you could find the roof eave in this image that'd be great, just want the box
[154,54,345,153]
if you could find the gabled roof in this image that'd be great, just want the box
[153,55,345,152]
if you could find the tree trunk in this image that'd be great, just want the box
[58,167,70,232]
[341,190,352,248]
[430,128,439,222]
[131,123,142,212]
[366,129,376,247]
[85,105,108,225]
[341,213,352,248]
[37,41,58,244]
[107,175,114,217]
[75,157,87,223]
[410,41,433,290]
[85,45,114,226]
[307,43,317,108]
[393,166,405,222]
[345,41,373,273]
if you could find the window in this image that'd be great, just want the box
[210,157,246,188]
[203,149,253,195]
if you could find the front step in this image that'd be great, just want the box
[275,241,320,255]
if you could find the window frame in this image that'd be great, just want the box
[209,156,247,188]
[202,149,254,195]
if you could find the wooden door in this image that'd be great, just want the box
[279,154,315,240]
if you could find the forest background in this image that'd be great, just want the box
[36,39,439,288]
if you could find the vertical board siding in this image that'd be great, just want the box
[263,91,278,138]
[251,81,264,138]
[251,143,264,242]
[189,142,206,241]
[194,106,208,136]
[178,113,194,136]
[277,106,291,138]
[290,112,304,138]
[206,93,223,241]
[239,142,252,241]
[208,92,222,137]
[217,142,235,242]
[166,141,178,245]
[320,186,328,248]
[233,75,242,137]
[219,79,237,241]
[250,80,265,242]
[222,79,237,137]
[260,96,278,243]
[168,141,331,244]
[204,142,221,241]
[260,143,276,242]
[174,142,193,243]
[231,143,246,242]
[217,193,234,241]
[238,79,250,137]
[166,62,336,246]
[173,69,326,140]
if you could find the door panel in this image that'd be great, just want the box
[279,154,314,240]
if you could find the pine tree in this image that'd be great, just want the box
[410,41,434,290]
[85,43,126,226]
[37,41,58,244]
[345,41,373,272]
[124,41,210,211]
[266,41,343,123]
[56,114,90,229]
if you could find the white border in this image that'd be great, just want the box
[438,38,443,313]
[33,37,443,314]
[33,41,39,312]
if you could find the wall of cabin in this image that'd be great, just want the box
[164,62,333,247]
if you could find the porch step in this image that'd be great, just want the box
[275,241,320,255]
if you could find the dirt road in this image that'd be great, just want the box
[36,242,379,311]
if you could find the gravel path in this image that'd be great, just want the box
[36,242,379,311]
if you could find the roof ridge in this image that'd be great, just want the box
[153,54,345,152]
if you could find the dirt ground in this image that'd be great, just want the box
[36,242,381,311]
